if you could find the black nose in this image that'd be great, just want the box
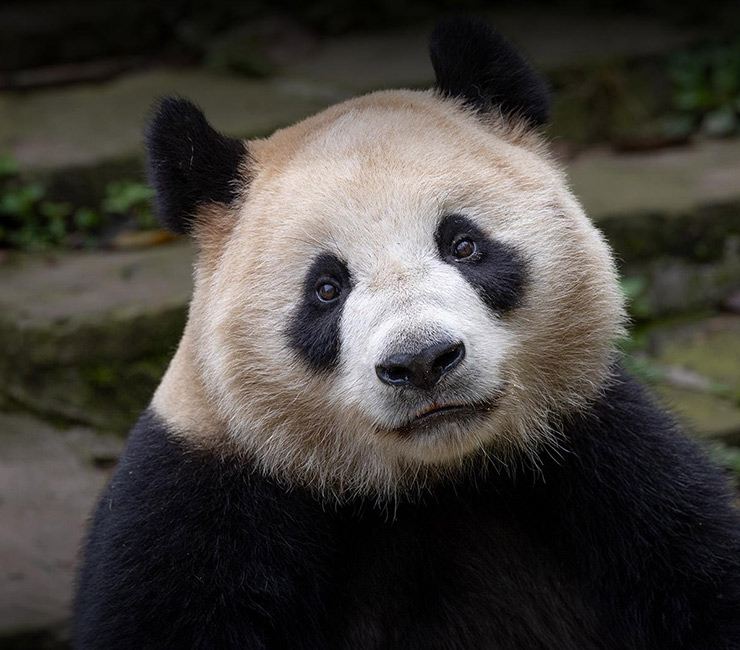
[376,341,465,390]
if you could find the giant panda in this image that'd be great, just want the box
[73,18,740,650]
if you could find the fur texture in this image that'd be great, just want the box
[74,370,740,649]
[152,88,624,499]
[430,18,550,126]
[146,97,249,234]
[75,19,740,648]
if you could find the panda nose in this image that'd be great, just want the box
[375,341,465,390]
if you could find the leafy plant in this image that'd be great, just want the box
[707,441,740,487]
[102,180,156,230]
[0,152,19,178]
[620,275,653,321]
[0,153,159,251]
[0,174,82,250]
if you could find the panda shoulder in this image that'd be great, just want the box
[81,411,331,568]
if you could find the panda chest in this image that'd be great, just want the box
[325,499,605,650]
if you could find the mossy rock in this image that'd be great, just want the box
[599,203,740,265]
[0,308,184,435]
[0,243,193,435]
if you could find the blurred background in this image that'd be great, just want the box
[1,0,740,647]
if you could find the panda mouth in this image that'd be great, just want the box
[397,399,498,433]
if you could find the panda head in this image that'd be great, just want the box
[149,19,625,500]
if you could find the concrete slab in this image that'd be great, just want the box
[0,69,336,172]
[568,139,740,220]
[0,241,192,332]
[649,315,740,390]
[0,412,123,646]
[656,385,740,444]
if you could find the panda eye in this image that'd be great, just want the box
[316,281,341,303]
[452,238,477,261]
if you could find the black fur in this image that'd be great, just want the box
[429,18,550,126]
[287,252,353,371]
[436,214,527,313]
[74,368,740,649]
[146,97,248,235]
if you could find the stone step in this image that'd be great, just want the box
[0,69,341,207]
[279,9,705,94]
[0,412,123,649]
[0,242,192,432]
[0,7,720,208]
[1,137,739,433]
[638,314,740,445]
[570,140,740,320]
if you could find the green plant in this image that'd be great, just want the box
[0,154,161,251]
[0,152,104,250]
[0,152,19,178]
[102,180,156,229]
[707,441,740,487]
[0,178,71,250]
[668,39,740,137]
[620,275,653,321]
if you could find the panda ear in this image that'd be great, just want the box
[429,18,549,127]
[145,97,248,235]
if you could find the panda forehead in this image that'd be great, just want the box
[249,93,559,248]
[253,91,553,187]
[262,168,515,281]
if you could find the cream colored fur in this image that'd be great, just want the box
[152,90,626,501]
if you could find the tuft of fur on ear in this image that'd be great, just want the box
[145,97,248,235]
[429,18,549,127]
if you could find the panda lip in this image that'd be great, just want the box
[415,401,470,419]
[398,399,498,432]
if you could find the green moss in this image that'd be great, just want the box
[657,323,740,389]
[707,441,740,486]
[0,307,185,435]
[599,203,740,265]
[547,60,667,144]
[655,384,740,443]
[0,351,173,435]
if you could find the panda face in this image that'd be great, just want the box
[275,110,530,459]
[149,22,625,498]
[287,208,521,452]
[180,91,623,497]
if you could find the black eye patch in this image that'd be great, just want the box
[435,214,527,313]
[287,253,352,371]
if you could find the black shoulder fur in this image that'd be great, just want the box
[73,368,740,649]
[146,97,248,235]
[429,17,550,126]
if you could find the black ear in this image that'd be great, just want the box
[145,97,248,235]
[429,18,549,127]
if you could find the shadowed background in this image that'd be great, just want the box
[1,1,740,647]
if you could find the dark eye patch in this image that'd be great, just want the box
[435,214,527,313]
[287,253,352,371]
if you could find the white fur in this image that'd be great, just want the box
[152,90,626,502]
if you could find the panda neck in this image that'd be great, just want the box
[151,326,227,443]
